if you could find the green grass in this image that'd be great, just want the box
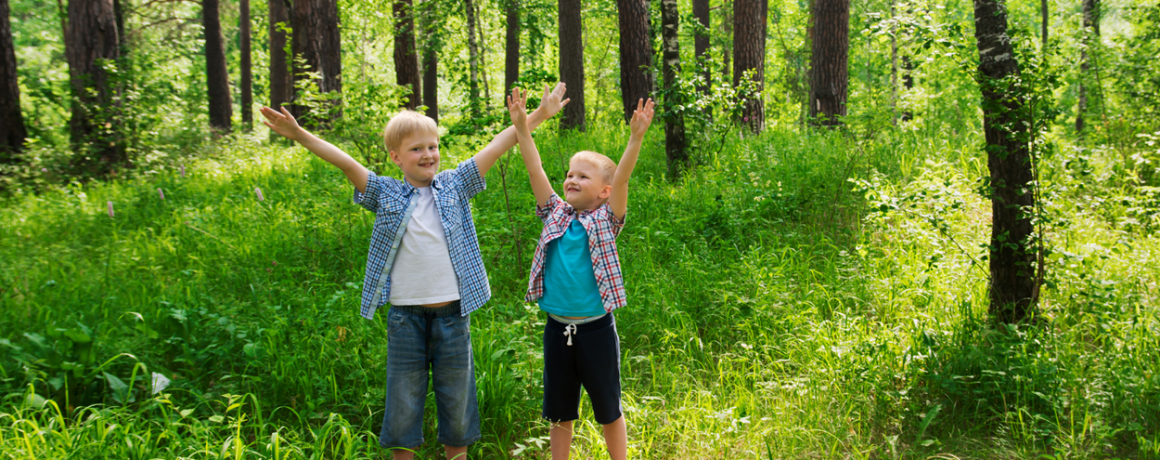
[1,122,1158,459]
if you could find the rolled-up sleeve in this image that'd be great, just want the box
[455,158,487,199]
[353,171,383,212]
[536,194,564,224]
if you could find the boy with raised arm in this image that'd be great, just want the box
[259,83,569,460]
[507,88,655,460]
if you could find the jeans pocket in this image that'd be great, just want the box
[388,310,406,335]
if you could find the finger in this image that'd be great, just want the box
[281,107,292,119]
[561,97,571,107]
[636,98,644,112]
[543,83,551,98]
[554,82,567,96]
[262,120,275,130]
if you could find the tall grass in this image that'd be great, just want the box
[1,122,1158,459]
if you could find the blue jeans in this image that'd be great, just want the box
[379,303,481,449]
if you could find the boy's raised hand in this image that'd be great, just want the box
[537,82,571,118]
[508,88,529,131]
[628,98,656,138]
[260,106,303,142]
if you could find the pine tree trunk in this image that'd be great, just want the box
[559,0,585,130]
[0,0,27,158]
[269,0,292,111]
[808,0,847,127]
[66,0,124,173]
[1076,0,1099,133]
[1040,0,1048,51]
[692,0,710,94]
[291,0,342,126]
[392,0,420,110]
[504,0,520,97]
[661,0,686,178]
[973,0,1037,324]
[240,0,252,130]
[465,0,481,118]
[419,1,438,122]
[617,0,653,124]
[203,0,232,131]
[733,0,766,132]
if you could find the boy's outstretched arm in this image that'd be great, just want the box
[473,82,570,176]
[261,106,371,193]
[609,98,655,220]
[508,88,554,207]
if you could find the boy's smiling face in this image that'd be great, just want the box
[390,133,441,187]
[563,158,612,211]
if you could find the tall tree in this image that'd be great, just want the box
[203,0,232,131]
[1076,0,1100,133]
[1040,0,1048,51]
[692,0,710,94]
[660,0,686,177]
[269,0,292,111]
[240,0,252,130]
[291,0,342,125]
[808,0,848,127]
[733,0,766,132]
[418,0,438,122]
[617,0,653,124]
[559,0,585,130]
[465,0,482,118]
[66,0,124,173]
[392,0,420,110]
[504,0,520,98]
[0,0,27,158]
[722,2,732,84]
[973,0,1038,323]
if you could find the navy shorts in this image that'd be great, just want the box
[542,312,623,425]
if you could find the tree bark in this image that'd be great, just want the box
[419,0,438,122]
[734,0,766,132]
[392,0,420,110]
[465,0,481,118]
[617,0,653,124]
[1040,0,1048,51]
[559,0,585,130]
[66,0,124,173]
[808,0,848,127]
[660,0,686,178]
[269,0,292,111]
[722,2,732,84]
[240,0,252,130]
[1,0,27,158]
[291,0,342,126]
[504,0,520,98]
[973,0,1038,324]
[692,0,710,94]
[1076,0,1099,133]
[203,0,232,131]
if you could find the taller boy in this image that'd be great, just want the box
[260,83,569,460]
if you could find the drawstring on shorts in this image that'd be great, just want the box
[564,324,577,346]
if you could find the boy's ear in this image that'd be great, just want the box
[388,149,401,166]
[598,184,612,200]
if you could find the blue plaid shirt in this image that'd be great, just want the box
[353,158,490,319]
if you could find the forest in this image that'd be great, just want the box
[1,0,1159,458]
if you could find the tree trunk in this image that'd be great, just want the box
[660,0,686,177]
[733,0,766,132]
[973,0,1038,324]
[808,0,848,127]
[203,0,232,131]
[269,0,292,111]
[1040,0,1048,51]
[392,0,420,110]
[504,0,520,97]
[889,0,897,123]
[0,0,27,158]
[66,0,124,173]
[692,0,709,94]
[465,0,481,118]
[617,0,653,124]
[1076,0,1099,133]
[559,0,585,130]
[419,0,438,122]
[291,0,342,126]
[240,0,252,130]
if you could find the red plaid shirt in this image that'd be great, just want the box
[526,194,627,313]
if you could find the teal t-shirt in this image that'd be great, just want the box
[540,219,606,317]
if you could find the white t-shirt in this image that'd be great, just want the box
[389,186,461,305]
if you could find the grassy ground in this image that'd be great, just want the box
[1,121,1158,459]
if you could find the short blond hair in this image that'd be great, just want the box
[570,151,617,185]
[382,110,438,152]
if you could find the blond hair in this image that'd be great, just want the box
[382,110,439,152]
[570,151,617,185]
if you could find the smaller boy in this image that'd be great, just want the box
[507,88,655,460]
[260,83,568,460]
